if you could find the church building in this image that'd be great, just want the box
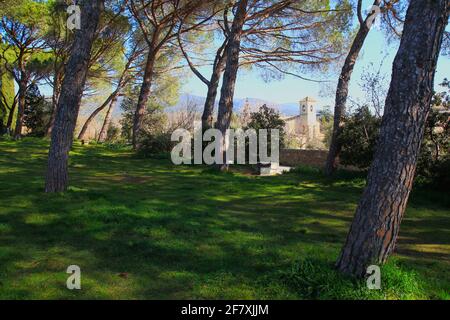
[283,97,324,148]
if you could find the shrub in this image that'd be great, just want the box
[136,132,173,158]
[318,109,333,148]
[338,105,381,170]
[119,95,169,144]
[103,141,130,151]
[244,104,286,161]
[23,83,51,136]
[338,85,449,187]
[0,133,14,141]
[0,120,5,135]
[105,123,121,143]
[246,104,286,148]
[416,81,449,187]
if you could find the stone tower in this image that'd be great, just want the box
[299,97,319,141]
[300,96,317,127]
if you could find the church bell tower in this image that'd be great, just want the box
[300,96,317,127]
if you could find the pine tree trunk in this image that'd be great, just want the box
[6,98,16,132]
[336,0,449,278]
[77,90,117,141]
[98,94,118,142]
[324,0,381,176]
[202,72,222,129]
[13,78,27,139]
[132,48,157,149]
[45,0,103,193]
[216,0,248,170]
[202,48,227,129]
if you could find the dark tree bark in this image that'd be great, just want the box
[336,0,449,278]
[216,0,248,170]
[179,27,228,130]
[98,94,118,142]
[202,43,227,129]
[6,94,18,132]
[127,0,216,149]
[45,0,104,193]
[132,46,157,149]
[324,0,381,176]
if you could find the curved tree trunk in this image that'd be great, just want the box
[202,84,218,129]
[5,98,17,132]
[216,0,248,170]
[77,91,117,141]
[202,58,227,129]
[324,0,381,176]
[132,47,157,149]
[45,0,103,193]
[98,94,118,142]
[336,0,449,278]
[78,45,134,142]
[179,31,227,130]
[13,78,27,139]
[202,43,228,129]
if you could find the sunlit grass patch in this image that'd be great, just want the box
[0,137,448,299]
[282,257,425,300]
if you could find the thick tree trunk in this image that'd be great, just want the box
[132,48,157,149]
[216,0,248,170]
[324,0,381,176]
[98,94,118,142]
[45,0,103,193]
[336,0,449,278]
[13,78,27,139]
[77,90,118,141]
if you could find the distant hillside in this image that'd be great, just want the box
[83,93,323,123]
[167,93,303,116]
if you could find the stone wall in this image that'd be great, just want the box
[279,149,329,167]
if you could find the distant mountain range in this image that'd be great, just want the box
[166,93,307,117]
[78,93,327,122]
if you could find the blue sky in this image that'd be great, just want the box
[181,8,450,108]
[38,2,450,110]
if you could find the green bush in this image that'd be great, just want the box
[103,141,130,151]
[136,132,173,158]
[289,165,323,176]
[338,105,381,170]
[246,104,286,148]
[416,90,449,187]
[105,123,121,143]
[434,156,450,186]
[0,133,14,141]
[282,258,424,300]
[338,83,449,187]
[23,83,51,136]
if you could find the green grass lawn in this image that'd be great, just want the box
[0,137,448,299]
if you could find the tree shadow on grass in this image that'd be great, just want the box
[0,138,448,299]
